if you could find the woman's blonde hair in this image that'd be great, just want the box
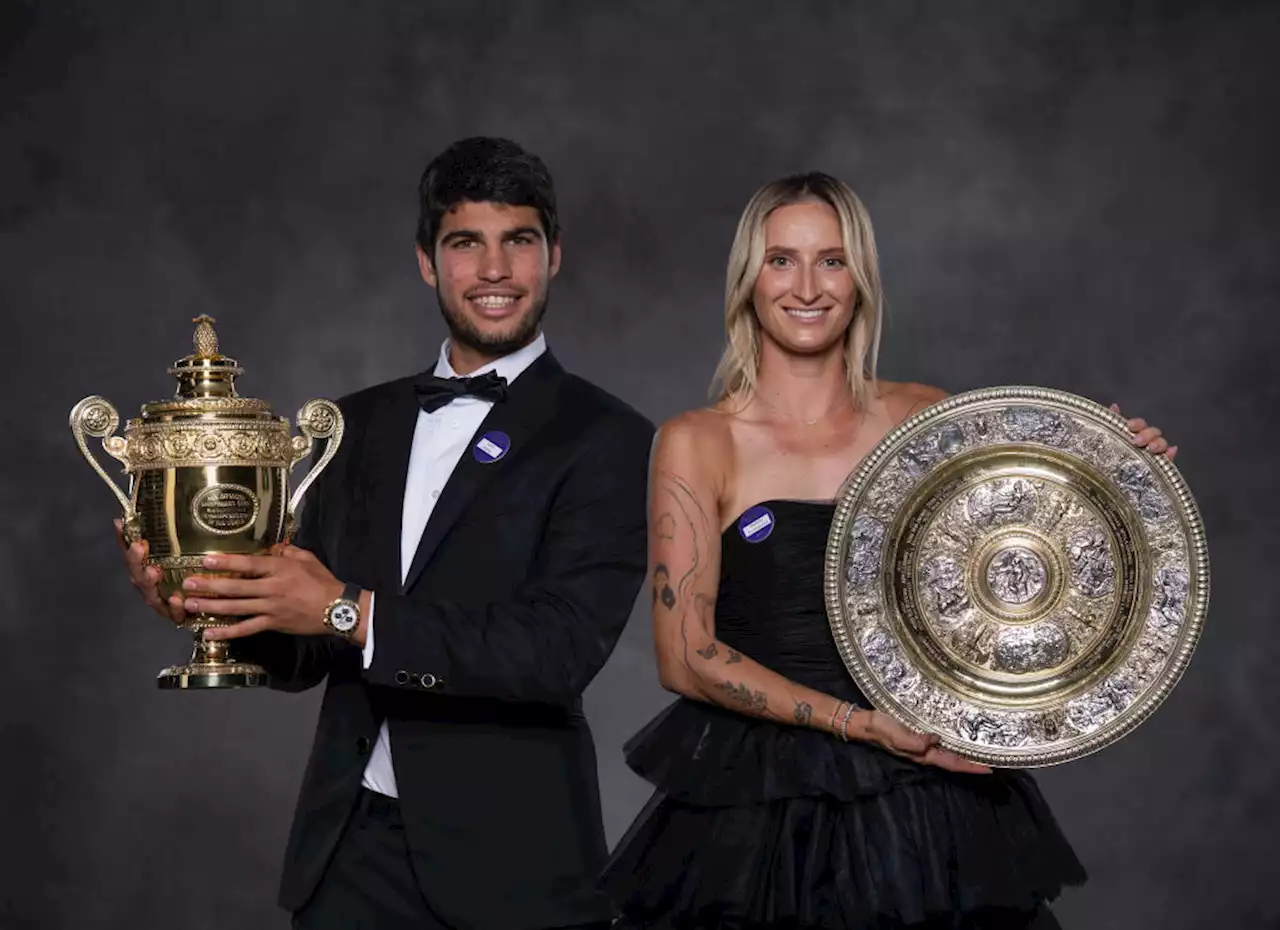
[710,172,884,410]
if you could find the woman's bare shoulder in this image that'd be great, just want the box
[656,406,735,455]
[876,379,949,424]
[653,407,735,490]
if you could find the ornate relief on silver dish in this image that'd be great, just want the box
[824,388,1209,766]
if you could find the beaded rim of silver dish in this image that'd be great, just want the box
[823,386,1209,767]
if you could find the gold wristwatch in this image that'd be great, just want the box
[323,582,362,638]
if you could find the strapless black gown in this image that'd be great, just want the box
[601,501,1086,930]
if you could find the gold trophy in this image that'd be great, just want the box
[70,315,344,690]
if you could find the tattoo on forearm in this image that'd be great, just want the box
[794,701,814,725]
[716,680,768,712]
[652,564,676,610]
[696,642,718,660]
[726,648,742,664]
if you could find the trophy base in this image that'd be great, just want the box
[156,631,267,689]
[156,662,267,690]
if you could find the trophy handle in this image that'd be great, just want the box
[284,398,344,538]
[70,396,140,540]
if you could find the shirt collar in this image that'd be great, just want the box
[432,331,548,385]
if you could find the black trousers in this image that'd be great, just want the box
[292,789,612,930]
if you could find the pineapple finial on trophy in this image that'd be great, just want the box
[193,314,219,358]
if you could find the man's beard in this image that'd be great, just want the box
[437,289,550,358]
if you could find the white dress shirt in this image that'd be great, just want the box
[359,332,548,797]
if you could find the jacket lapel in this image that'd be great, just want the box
[361,379,419,592]
[400,351,565,594]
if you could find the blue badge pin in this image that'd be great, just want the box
[738,505,775,543]
[473,430,511,464]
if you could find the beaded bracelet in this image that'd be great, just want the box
[837,702,857,742]
[828,701,846,734]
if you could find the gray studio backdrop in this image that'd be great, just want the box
[3,2,1278,928]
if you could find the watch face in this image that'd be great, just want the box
[330,601,359,633]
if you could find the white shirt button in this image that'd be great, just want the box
[431,489,440,499]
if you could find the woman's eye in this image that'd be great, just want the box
[820,257,846,268]
[768,255,790,268]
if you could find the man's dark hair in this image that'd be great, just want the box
[415,137,559,255]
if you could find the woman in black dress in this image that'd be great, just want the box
[601,173,1175,929]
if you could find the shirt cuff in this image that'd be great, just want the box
[362,591,376,670]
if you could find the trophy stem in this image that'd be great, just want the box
[157,619,266,690]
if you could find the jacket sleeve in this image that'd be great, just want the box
[363,411,654,704]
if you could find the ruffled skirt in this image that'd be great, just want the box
[600,700,1086,929]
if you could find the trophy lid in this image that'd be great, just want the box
[133,315,271,418]
[166,315,245,399]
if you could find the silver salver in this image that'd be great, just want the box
[824,387,1209,767]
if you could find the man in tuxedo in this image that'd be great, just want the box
[118,137,654,929]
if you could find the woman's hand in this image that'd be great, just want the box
[849,709,992,774]
[1112,404,1178,460]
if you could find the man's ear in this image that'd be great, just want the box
[416,244,438,288]
[547,237,562,280]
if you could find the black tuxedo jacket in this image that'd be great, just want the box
[237,351,653,929]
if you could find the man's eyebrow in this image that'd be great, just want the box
[502,226,544,241]
[439,229,482,245]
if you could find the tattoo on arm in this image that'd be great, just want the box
[652,564,676,610]
[716,680,767,713]
[691,593,718,659]
[793,700,814,726]
[726,648,742,664]
[656,513,676,539]
[656,471,717,673]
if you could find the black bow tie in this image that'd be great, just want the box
[413,370,509,413]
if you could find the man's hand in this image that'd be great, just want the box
[115,518,188,626]
[181,545,366,645]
